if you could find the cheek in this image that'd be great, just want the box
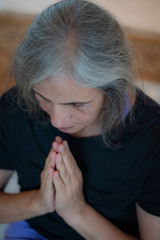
[73,110,99,123]
[39,101,51,113]
[74,102,103,123]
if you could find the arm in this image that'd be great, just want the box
[136,203,160,240]
[64,203,138,240]
[52,137,159,240]
[0,149,56,223]
[64,203,160,240]
[0,187,42,223]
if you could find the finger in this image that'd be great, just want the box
[53,170,65,194]
[41,166,54,190]
[42,151,56,182]
[45,151,56,172]
[58,141,78,174]
[52,136,63,152]
[55,153,70,185]
[46,168,55,191]
[55,136,63,144]
[52,141,59,152]
[45,146,55,164]
[40,168,55,213]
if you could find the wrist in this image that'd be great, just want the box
[63,201,90,226]
[30,189,48,216]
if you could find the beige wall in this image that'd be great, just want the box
[92,0,160,34]
[0,0,160,34]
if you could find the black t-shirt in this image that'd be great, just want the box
[0,87,160,239]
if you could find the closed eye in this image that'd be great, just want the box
[71,103,85,107]
[62,101,93,108]
[33,90,93,106]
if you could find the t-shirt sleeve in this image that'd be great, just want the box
[0,93,13,170]
[136,145,160,216]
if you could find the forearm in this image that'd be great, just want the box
[0,190,44,223]
[65,203,139,240]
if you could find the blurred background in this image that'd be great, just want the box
[0,0,160,102]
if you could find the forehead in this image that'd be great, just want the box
[33,77,102,102]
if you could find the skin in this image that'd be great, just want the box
[0,77,160,239]
[33,77,104,137]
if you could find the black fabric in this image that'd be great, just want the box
[0,87,160,239]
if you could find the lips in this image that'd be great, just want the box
[59,126,74,131]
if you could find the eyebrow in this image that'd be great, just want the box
[33,90,94,105]
[33,91,50,101]
[33,90,50,101]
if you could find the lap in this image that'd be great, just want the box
[4,221,48,240]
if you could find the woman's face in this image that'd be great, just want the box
[33,77,104,137]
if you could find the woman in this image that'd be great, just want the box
[0,0,160,239]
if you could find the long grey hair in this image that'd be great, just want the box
[11,0,137,147]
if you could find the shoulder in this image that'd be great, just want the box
[114,89,160,151]
[130,89,160,135]
[112,89,160,147]
[0,87,51,137]
[129,90,160,161]
[0,87,30,125]
[0,87,20,113]
[134,89,160,119]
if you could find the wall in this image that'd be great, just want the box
[0,0,3,8]
[93,0,160,34]
[0,0,160,34]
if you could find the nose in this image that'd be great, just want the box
[49,105,71,128]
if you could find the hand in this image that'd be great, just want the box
[35,146,56,215]
[52,137,87,221]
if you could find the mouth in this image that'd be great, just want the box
[59,126,74,131]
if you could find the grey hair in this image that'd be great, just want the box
[11,0,137,147]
